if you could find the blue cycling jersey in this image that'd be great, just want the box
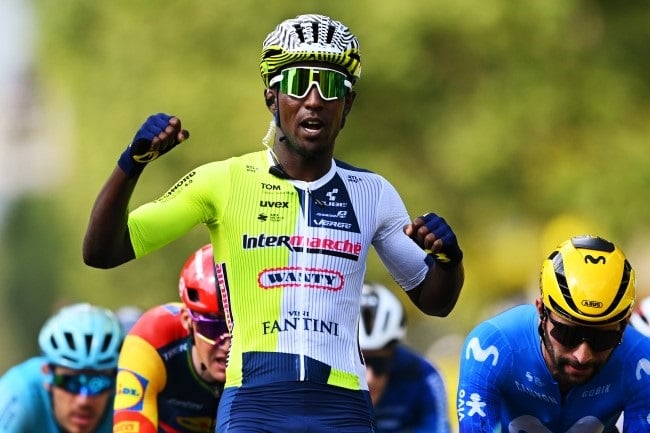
[457,304,650,433]
[0,357,113,433]
[373,345,451,433]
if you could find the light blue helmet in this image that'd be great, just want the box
[38,303,123,370]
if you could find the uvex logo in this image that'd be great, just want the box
[260,200,289,208]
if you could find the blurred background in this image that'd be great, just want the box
[1,0,649,429]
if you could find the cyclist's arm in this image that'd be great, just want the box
[372,180,463,316]
[83,166,137,268]
[0,366,43,432]
[113,334,167,433]
[618,374,650,432]
[412,366,452,433]
[457,327,506,433]
[407,263,464,317]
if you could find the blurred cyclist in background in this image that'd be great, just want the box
[0,303,123,433]
[629,296,650,337]
[615,295,650,431]
[360,282,452,433]
[115,305,143,334]
[113,244,230,433]
[457,235,650,432]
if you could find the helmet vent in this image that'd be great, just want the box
[571,235,615,252]
[64,331,76,351]
[360,306,377,334]
[85,334,94,355]
[293,24,305,43]
[101,333,115,353]
[326,25,335,44]
[312,22,319,43]
[187,288,200,302]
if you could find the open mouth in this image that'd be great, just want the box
[301,119,324,132]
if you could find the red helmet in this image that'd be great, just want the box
[179,244,222,315]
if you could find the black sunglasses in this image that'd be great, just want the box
[546,313,623,352]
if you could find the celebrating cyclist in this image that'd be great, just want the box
[457,235,650,432]
[0,303,123,433]
[113,244,230,433]
[360,282,452,433]
[82,13,464,432]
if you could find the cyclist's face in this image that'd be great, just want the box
[362,348,394,406]
[49,366,112,433]
[187,313,231,384]
[536,299,618,389]
[194,332,230,383]
[272,62,355,160]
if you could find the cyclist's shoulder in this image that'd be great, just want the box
[334,158,374,174]
[1,357,45,385]
[472,304,536,335]
[394,345,433,368]
[190,150,266,175]
[608,327,650,375]
[462,305,539,368]
[129,303,188,346]
[391,345,440,379]
[0,357,49,411]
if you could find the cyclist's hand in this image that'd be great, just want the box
[405,212,463,269]
[118,113,190,177]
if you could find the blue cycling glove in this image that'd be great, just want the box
[118,113,187,178]
[419,212,463,269]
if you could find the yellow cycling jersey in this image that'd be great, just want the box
[128,150,429,391]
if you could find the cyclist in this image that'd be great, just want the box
[82,13,464,432]
[115,305,143,333]
[629,296,650,337]
[0,303,122,433]
[360,282,452,433]
[113,244,230,433]
[457,235,650,432]
[615,295,650,431]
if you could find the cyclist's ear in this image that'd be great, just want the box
[264,89,277,111]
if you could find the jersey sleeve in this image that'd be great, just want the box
[113,334,168,433]
[413,363,453,433]
[0,362,50,433]
[128,161,229,258]
[619,345,650,432]
[371,177,429,291]
[457,321,511,433]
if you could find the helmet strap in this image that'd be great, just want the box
[274,107,281,128]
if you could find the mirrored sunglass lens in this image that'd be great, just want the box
[281,68,348,100]
[316,70,348,99]
[53,374,114,396]
[195,319,229,341]
[190,312,229,344]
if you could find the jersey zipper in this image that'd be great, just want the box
[297,185,315,381]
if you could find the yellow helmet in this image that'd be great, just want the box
[540,235,635,325]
